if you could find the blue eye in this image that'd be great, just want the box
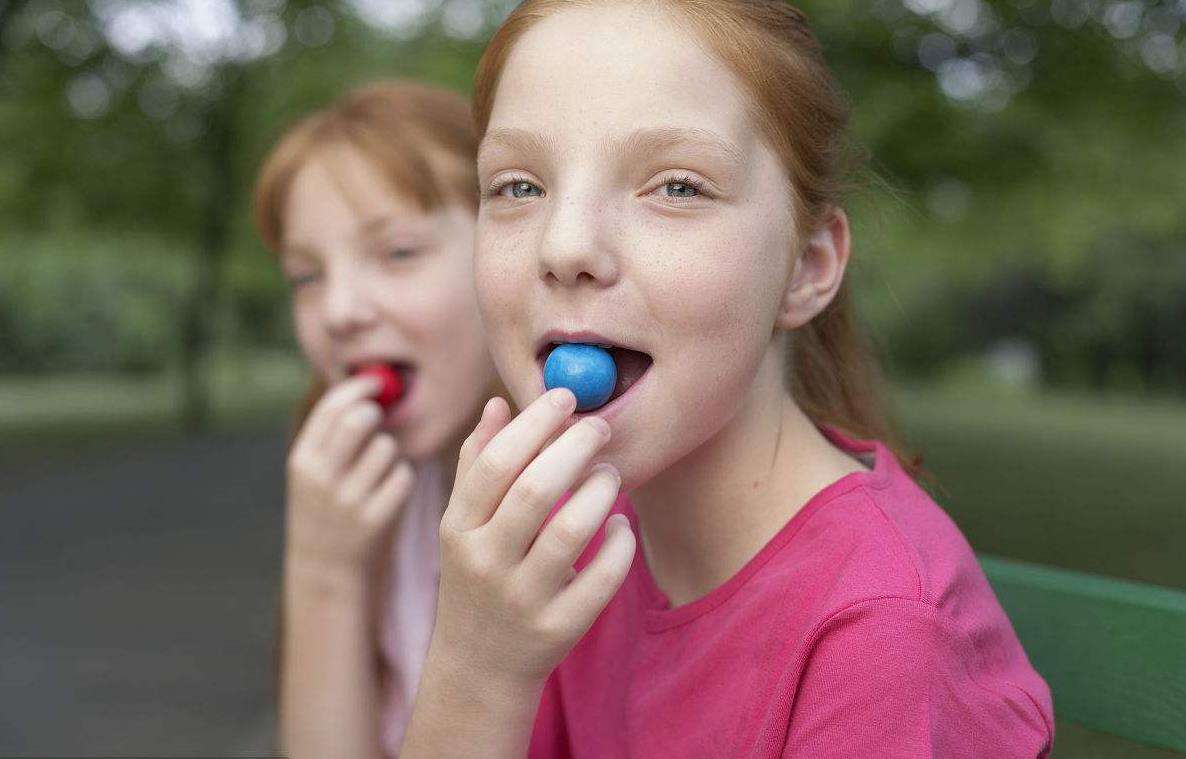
[494,178,543,200]
[665,181,701,198]
[659,173,702,200]
[516,182,540,198]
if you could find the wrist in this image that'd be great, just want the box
[284,553,372,605]
[420,642,547,712]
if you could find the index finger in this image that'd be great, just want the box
[449,387,576,531]
[295,374,382,452]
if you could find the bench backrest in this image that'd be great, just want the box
[980,555,1186,752]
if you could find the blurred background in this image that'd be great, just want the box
[1,0,1183,755]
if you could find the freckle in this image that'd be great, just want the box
[751,480,761,490]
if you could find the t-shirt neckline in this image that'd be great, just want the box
[624,423,893,633]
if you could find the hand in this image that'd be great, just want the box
[284,374,416,577]
[428,389,636,690]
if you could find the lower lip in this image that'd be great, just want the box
[536,361,653,427]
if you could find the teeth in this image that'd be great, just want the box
[543,341,620,352]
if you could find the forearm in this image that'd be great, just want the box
[279,559,388,759]
[399,647,544,759]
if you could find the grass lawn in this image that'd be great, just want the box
[0,349,308,458]
[888,382,1186,592]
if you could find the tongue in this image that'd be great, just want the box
[607,347,651,401]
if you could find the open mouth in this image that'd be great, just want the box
[535,342,653,406]
[348,360,416,406]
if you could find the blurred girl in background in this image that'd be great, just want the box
[253,81,499,758]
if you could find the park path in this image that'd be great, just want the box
[2,429,287,754]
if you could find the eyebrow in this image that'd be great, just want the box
[479,126,744,167]
[281,216,412,259]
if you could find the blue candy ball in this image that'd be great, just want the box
[543,343,617,412]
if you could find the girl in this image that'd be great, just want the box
[402,1,1054,757]
[252,82,501,758]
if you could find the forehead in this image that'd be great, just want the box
[282,146,427,244]
[290,146,422,219]
[487,3,755,154]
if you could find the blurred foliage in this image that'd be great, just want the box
[0,231,192,373]
[0,0,1183,396]
[887,226,1186,391]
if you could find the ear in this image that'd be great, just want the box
[775,207,852,331]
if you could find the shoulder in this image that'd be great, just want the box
[784,594,1053,757]
[786,430,988,611]
[778,431,1053,752]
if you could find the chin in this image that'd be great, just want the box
[390,423,439,464]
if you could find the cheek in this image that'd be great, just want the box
[652,233,779,346]
[291,298,331,372]
[474,245,526,343]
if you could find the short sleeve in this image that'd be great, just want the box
[782,597,1051,759]
[528,670,571,759]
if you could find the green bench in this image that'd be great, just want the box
[980,555,1186,755]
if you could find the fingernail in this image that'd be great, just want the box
[591,462,620,483]
[482,396,500,419]
[548,387,576,411]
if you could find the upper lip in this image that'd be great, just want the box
[343,355,413,374]
[534,328,645,358]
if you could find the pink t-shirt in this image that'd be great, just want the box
[530,424,1054,758]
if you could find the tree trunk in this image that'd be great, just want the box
[180,67,244,431]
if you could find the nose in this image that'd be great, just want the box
[322,263,380,337]
[537,192,619,288]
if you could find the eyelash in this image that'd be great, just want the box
[385,246,418,261]
[485,174,538,201]
[486,173,710,204]
[288,273,319,289]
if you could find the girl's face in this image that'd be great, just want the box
[282,145,498,461]
[475,4,800,488]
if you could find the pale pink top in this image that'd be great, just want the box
[377,459,444,758]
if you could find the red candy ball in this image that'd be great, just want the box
[353,364,406,410]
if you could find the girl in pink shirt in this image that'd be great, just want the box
[253,82,502,758]
[400,2,1054,757]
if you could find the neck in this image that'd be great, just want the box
[628,345,868,607]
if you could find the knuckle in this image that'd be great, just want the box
[464,547,499,583]
[345,406,377,430]
[509,475,549,508]
[295,458,331,491]
[286,447,312,475]
[547,519,585,555]
[586,567,621,601]
[531,615,569,649]
[438,521,463,552]
[473,449,510,485]
[371,435,397,460]
[504,583,535,619]
[334,482,362,508]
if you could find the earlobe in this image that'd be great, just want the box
[774,207,851,331]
